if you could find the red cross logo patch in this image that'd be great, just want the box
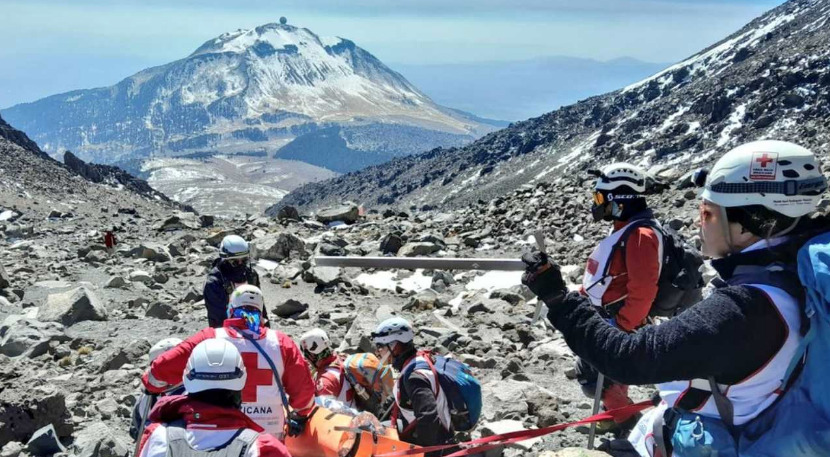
[587,258,599,275]
[749,152,778,181]
[240,352,274,403]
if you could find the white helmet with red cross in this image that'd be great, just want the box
[701,140,827,218]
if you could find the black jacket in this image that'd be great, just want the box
[395,350,455,453]
[203,260,264,328]
[547,241,804,387]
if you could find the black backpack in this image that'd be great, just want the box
[605,219,704,317]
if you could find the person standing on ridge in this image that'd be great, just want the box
[104,228,117,256]
[573,162,663,432]
[137,338,291,457]
[142,285,315,441]
[204,235,268,328]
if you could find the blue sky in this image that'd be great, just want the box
[1,0,782,109]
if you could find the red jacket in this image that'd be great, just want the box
[581,222,661,332]
[104,231,117,248]
[142,319,315,418]
[314,354,354,404]
[137,396,289,457]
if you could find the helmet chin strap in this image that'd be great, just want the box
[771,216,801,238]
[719,206,738,254]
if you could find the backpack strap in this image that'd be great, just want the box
[707,376,736,433]
[416,350,441,398]
[239,333,290,422]
[166,422,256,457]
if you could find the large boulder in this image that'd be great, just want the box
[316,204,359,224]
[276,206,300,221]
[71,422,130,457]
[303,266,343,287]
[25,424,66,456]
[398,242,441,257]
[145,302,178,320]
[0,265,9,289]
[0,316,68,358]
[126,243,171,262]
[255,233,307,261]
[155,213,200,231]
[38,287,108,326]
[273,299,309,319]
[0,384,74,445]
[379,234,403,255]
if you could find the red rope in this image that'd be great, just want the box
[375,400,652,457]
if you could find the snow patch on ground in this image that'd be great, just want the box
[354,270,433,292]
[466,271,523,292]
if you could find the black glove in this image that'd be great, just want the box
[521,250,567,307]
[287,411,308,437]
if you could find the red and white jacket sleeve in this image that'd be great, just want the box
[137,424,290,457]
[277,332,316,415]
[617,226,661,332]
[142,328,216,393]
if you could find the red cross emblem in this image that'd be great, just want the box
[750,152,778,180]
[240,352,274,403]
[755,153,775,168]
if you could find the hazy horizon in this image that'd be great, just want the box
[1,0,782,110]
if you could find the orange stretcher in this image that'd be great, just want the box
[286,407,420,457]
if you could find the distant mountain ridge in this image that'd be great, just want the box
[2,22,496,173]
[273,0,830,213]
[393,56,669,121]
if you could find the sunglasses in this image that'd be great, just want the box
[227,258,247,266]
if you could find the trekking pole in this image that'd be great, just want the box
[587,373,605,450]
[530,230,547,324]
[133,393,156,456]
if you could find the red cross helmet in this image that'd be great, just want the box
[702,140,827,218]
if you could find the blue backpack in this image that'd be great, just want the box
[405,351,482,432]
[737,231,830,455]
[669,232,830,456]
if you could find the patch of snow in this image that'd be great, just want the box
[354,269,432,292]
[466,271,523,292]
[716,103,747,147]
[257,259,279,271]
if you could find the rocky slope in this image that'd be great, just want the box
[1,22,497,173]
[275,0,830,213]
[2,104,829,457]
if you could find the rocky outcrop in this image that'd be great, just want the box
[63,152,190,210]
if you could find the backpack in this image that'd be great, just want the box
[606,219,704,317]
[662,231,830,456]
[736,231,830,455]
[339,353,395,412]
[402,351,482,432]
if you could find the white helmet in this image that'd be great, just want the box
[183,339,247,393]
[371,317,414,346]
[220,235,250,259]
[149,337,183,361]
[300,329,331,356]
[595,163,648,194]
[229,285,264,312]
[702,140,827,218]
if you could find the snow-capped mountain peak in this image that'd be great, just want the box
[2,21,494,168]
